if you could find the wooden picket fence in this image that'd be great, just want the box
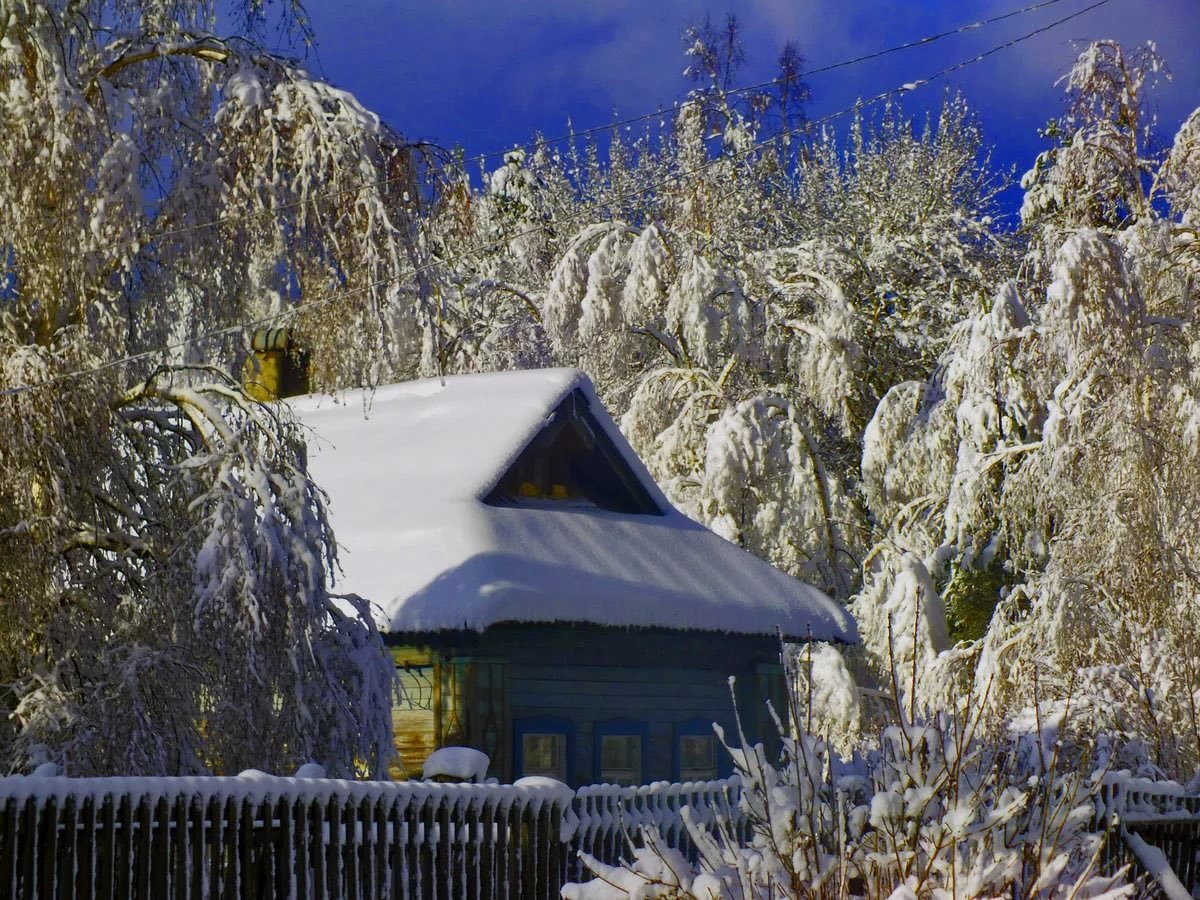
[571,778,744,881]
[9,771,1200,899]
[0,774,574,900]
[0,774,743,900]
[1094,777,1200,898]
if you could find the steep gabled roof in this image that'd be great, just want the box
[290,369,856,643]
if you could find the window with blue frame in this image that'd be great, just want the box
[594,718,648,786]
[514,715,574,782]
[674,718,720,782]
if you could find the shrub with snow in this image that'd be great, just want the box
[565,685,1129,899]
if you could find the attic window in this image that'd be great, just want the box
[484,390,663,516]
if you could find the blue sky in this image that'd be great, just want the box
[301,0,1200,218]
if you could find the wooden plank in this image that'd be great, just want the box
[372,796,387,900]
[257,799,273,900]
[57,794,77,900]
[189,795,205,900]
[350,796,369,900]
[38,796,58,900]
[439,797,455,900]
[387,799,405,900]
[238,800,254,900]
[518,802,535,900]
[135,795,152,900]
[462,795,479,900]
[274,796,291,900]
[0,798,16,900]
[417,796,433,900]
[323,796,340,900]
[473,625,781,670]
[152,795,170,898]
[511,668,734,690]
[210,796,227,900]
[493,800,510,900]
[309,798,326,900]
[547,799,565,898]
[389,645,439,667]
[97,795,115,900]
[78,796,95,900]
[509,801,525,900]
[393,800,412,900]
[293,798,309,900]
[222,796,238,900]
[510,693,727,716]
[343,797,358,900]
[478,798,494,900]
[171,794,187,900]
[18,798,35,900]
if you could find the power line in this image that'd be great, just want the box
[73,0,1082,264]
[2,0,1113,400]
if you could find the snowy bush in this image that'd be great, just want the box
[564,682,1130,899]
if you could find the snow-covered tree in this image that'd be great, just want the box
[0,0,399,775]
[490,95,1012,599]
[849,42,1200,776]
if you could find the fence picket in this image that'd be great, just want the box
[19,798,35,900]
[341,793,357,900]
[221,795,238,899]
[387,799,406,900]
[78,795,95,900]
[238,799,254,900]
[309,796,326,900]
[0,798,14,900]
[293,796,309,900]
[372,795,387,899]
[59,794,78,900]
[324,794,341,899]
[96,795,115,900]
[189,795,204,900]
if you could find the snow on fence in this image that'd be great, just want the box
[13,769,1198,899]
[1094,776,1200,897]
[0,771,573,900]
[571,777,744,881]
[0,772,740,900]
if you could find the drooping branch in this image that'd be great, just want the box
[89,36,232,97]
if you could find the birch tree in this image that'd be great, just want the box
[0,0,399,775]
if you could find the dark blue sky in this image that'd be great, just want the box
[302,0,1200,218]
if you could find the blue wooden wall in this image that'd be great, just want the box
[395,624,788,786]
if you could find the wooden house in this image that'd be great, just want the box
[291,369,856,785]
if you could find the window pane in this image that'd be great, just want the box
[522,733,565,780]
[599,735,641,786]
[680,734,717,781]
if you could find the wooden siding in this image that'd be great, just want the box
[389,647,440,780]
[388,647,510,781]
[390,625,788,786]
[508,661,738,785]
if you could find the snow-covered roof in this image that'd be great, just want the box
[290,369,856,642]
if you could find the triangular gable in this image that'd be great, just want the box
[484,390,663,516]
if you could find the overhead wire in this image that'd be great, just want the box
[2,0,1114,399]
[74,0,1085,264]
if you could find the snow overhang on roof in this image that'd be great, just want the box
[289,368,857,644]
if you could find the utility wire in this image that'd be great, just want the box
[2,0,1113,399]
[74,0,1083,264]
